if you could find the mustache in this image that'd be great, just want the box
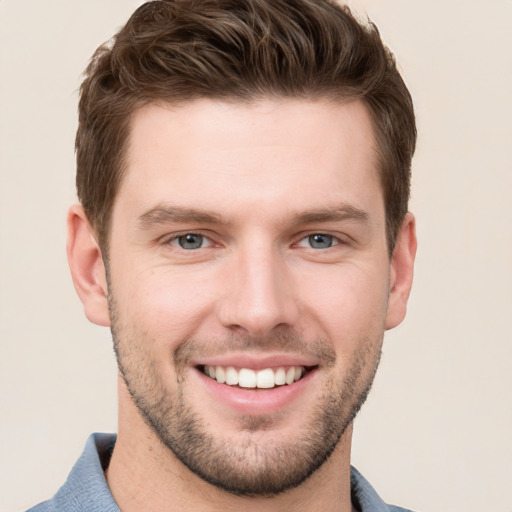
[173,330,337,369]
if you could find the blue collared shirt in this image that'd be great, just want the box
[27,433,414,512]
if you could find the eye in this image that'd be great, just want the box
[298,233,338,249]
[169,233,213,250]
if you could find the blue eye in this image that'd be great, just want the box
[299,234,337,249]
[172,233,207,250]
[309,234,334,249]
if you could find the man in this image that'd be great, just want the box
[29,0,417,510]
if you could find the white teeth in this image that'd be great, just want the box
[225,366,239,385]
[256,368,275,388]
[238,369,256,388]
[203,365,306,388]
[215,366,226,384]
[274,367,286,385]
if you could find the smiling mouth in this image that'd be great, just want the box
[200,365,316,389]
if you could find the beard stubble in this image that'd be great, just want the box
[109,296,383,497]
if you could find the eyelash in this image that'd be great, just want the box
[295,233,341,250]
[167,233,216,250]
[164,231,345,251]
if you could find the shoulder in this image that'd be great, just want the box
[25,503,51,512]
[25,433,119,512]
[351,466,416,512]
[25,498,64,512]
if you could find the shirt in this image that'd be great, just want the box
[27,433,414,512]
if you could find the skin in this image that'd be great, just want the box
[67,98,416,512]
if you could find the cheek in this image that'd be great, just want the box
[297,263,390,340]
[111,264,219,343]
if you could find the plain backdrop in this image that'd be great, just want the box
[1,1,511,511]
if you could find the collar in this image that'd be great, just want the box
[34,433,412,512]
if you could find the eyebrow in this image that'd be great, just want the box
[291,205,369,225]
[137,203,370,230]
[137,205,225,229]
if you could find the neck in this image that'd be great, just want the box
[106,378,355,512]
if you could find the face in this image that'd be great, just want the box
[101,99,407,496]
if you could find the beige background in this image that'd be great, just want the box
[1,1,511,511]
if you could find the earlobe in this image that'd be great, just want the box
[385,213,417,330]
[66,205,111,327]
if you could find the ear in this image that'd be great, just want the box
[66,204,111,327]
[385,213,417,330]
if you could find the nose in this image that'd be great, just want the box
[217,244,300,337]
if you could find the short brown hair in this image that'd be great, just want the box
[76,0,416,254]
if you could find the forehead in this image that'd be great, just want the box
[117,98,382,223]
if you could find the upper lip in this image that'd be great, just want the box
[191,353,321,370]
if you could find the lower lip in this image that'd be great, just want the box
[192,367,317,415]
